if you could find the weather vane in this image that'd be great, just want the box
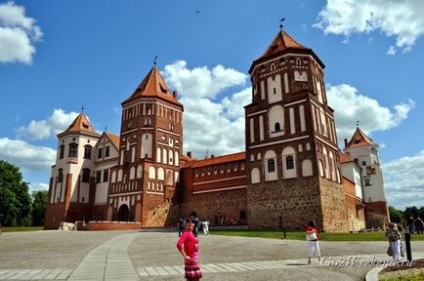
[279,17,285,31]
[81,105,84,112]
[153,55,158,65]
[356,120,360,127]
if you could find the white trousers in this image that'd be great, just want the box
[391,239,401,261]
[308,240,321,257]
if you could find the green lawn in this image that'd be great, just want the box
[1,226,44,232]
[210,230,424,242]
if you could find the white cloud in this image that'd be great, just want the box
[326,83,415,145]
[16,109,79,140]
[0,1,43,64]
[314,0,424,54]
[0,138,56,174]
[383,151,424,209]
[163,60,247,100]
[163,60,249,158]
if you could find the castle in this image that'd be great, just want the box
[44,28,389,232]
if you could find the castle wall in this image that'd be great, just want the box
[179,188,247,226]
[247,176,324,230]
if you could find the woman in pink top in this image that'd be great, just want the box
[177,216,202,281]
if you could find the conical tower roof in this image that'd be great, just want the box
[58,112,100,138]
[345,127,376,149]
[249,30,324,73]
[122,65,182,106]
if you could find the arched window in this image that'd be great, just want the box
[274,123,281,132]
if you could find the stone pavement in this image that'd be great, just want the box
[1,229,424,281]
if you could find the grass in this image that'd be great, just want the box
[210,229,424,242]
[1,226,44,232]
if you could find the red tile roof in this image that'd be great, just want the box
[186,152,246,168]
[345,127,376,148]
[339,151,354,164]
[59,112,100,137]
[104,132,120,150]
[122,66,182,107]
[249,30,324,73]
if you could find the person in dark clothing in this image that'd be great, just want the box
[178,218,185,237]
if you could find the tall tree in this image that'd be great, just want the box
[388,206,404,224]
[31,190,48,226]
[0,160,31,226]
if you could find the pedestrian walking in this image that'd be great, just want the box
[385,222,402,262]
[201,219,209,235]
[306,221,321,265]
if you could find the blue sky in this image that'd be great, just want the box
[1,0,423,210]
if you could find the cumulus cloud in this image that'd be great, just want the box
[326,83,415,144]
[0,1,43,64]
[314,0,424,54]
[0,138,56,173]
[16,109,79,140]
[383,151,424,209]
[162,60,249,158]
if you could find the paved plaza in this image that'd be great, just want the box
[1,229,424,281]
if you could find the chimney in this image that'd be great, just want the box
[344,138,348,147]
[187,151,192,158]
[173,90,178,98]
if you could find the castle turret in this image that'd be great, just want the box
[245,28,348,231]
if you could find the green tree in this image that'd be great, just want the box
[0,160,32,226]
[31,190,48,226]
[388,206,404,224]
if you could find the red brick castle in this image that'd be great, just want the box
[45,28,389,232]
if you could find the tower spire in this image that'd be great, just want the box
[279,17,285,31]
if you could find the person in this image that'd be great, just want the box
[414,217,424,234]
[176,216,202,281]
[201,219,209,235]
[305,221,321,265]
[178,218,185,237]
[191,212,200,237]
[385,222,401,262]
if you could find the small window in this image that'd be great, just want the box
[268,159,275,173]
[58,168,63,183]
[274,123,281,132]
[103,169,109,182]
[69,143,78,157]
[98,148,103,159]
[286,156,294,170]
[82,168,90,183]
[96,171,101,183]
[84,145,92,159]
[59,145,65,159]
[105,146,110,157]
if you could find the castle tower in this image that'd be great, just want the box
[245,28,348,231]
[45,112,100,229]
[343,127,389,228]
[107,65,184,226]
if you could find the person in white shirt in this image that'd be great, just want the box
[201,220,209,235]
